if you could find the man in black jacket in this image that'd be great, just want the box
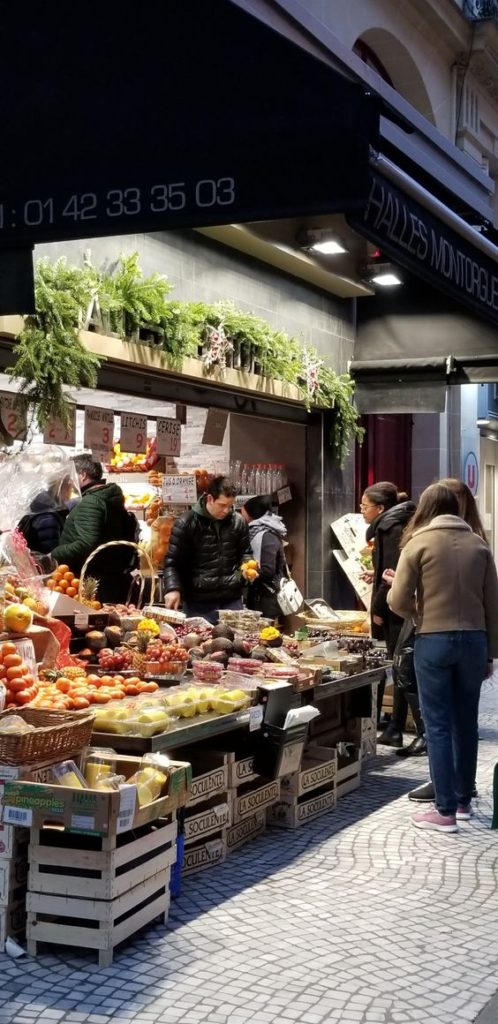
[163,476,253,624]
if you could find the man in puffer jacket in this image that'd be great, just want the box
[164,476,252,624]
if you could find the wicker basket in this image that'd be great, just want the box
[142,605,186,626]
[79,541,156,610]
[0,707,94,766]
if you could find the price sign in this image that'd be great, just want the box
[84,406,114,456]
[156,417,182,457]
[277,485,292,505]
[120,413,147,454]
[162,474,197,505]
[0,392,27,441]
[43,406,76,447]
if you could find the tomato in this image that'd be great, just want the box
[85,675,101,687]
[124,684,140,696]
[99,675,114,686]
[91,691,111,704]
[3,654,22,668]
[56,679,71,693]
[9,677,32,692]
[126,677,142,687]
[141,682,159,693]
[16,686,37,705]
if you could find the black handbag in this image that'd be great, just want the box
[392,619,417,693]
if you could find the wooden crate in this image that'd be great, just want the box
[231,779,280,823]
[267,784,336,829]
[308,743,361,800]
[182,832,226,876]
[280,752,337,799]
[184,795,231,845]
[180,751,229,807]
[28,817,176,900]
[27,869,170,966]
[0,888,26,951]
[0,848,28,904]
[225,811,265,853]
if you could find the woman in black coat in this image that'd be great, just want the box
[361,481,423,752]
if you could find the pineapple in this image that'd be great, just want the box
[64,666,87,681]
[80,576,101,610]
[132,630,153,675]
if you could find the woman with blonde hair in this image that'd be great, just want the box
[388,482,498,832]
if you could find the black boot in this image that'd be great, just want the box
[396,736,428,758]
[377,722,403,747]
[408,780,434,801]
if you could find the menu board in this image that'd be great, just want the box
[0,392,27,441]
[157,417,182,457]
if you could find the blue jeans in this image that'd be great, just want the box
[414,631,487,815]
[183,597,244,626]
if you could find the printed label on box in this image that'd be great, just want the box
[226,812,265,851]
[70,815,95,832]
[190,767,227,803]
[235,781,280,819]
[3,807,32,827]
[116,785,137,834]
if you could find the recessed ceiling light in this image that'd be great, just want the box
[298,229,349,255]
[310,238,348,255]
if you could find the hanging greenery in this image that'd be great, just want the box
[8,259,101,429]
[8,253,362,463]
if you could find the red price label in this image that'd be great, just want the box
[156,417,182,457]
[0,392,27,441]
[43,407,76,447]
[84,406,114,455]
[120,413,147,454]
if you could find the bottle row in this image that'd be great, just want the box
[230,462,287,495]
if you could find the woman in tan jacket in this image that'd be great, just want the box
[388,482,498,833]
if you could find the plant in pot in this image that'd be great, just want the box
[99,253,172,343]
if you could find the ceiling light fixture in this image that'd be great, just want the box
[362,261,403,288]
[298,229,348,255]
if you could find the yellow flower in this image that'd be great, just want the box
[137,618,160,635]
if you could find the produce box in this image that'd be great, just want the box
[231,778,280,823]
[309,742,361,799]
[182,834,226,876]
[267,784,336,829]
[0,888,26,952]
[2,757,191,836]
[176,750,229,807]
[184,796,231,844]
[3,626,59,670]
[346,716,376,746]
[226,811,265,853]
[280,750,337,798]
[228,752,259,789]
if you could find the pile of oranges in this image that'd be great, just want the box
[31,672,159,710]
[46,565,80,599]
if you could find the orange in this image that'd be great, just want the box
[57,565,70,573]
[3,654,22,668]
[72,696,90,709]
[66,587,77,598]
[63,571,74,582]
[46,580,55,590]
[54,586,63,593]
[72,578,80,588]
[56,678,71,693]
[6,666,25,680]
[1,642,18,656]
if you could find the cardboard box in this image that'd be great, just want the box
[226,811,265,853]
[231,779,280,823]
[0,823,28,859]
[179,751,228,807]
[184,797,231,844]
[2,757,191,836]
[182,835,226,876]
[280,751,337,798]
[228,753,259,789]
[0,759,76,811]
[0,851,28,904]
[267,785,336,828]
[308,743,361,799]
[0,889,26,951]
[3,626,60,669]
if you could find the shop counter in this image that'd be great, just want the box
[311,666,388,701]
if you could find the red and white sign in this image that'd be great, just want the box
[156,417,182,457]
[120,413,147,454]
[463,451,479,496]
[43,406,76,447]
[84,406,114,456]
[0,392,27,441]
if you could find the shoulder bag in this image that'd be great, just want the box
[275,554,304,616]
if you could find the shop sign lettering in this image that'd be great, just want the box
[156,417,182,457]
[120,413,147,454]
[349,173,498,326]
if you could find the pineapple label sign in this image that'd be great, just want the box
[43,406,76,447]
[120,413,147,454]
[84,406,114,457]
[156,417,182,457]
[0,392,27,441]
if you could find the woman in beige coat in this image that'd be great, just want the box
[388,483,498,833]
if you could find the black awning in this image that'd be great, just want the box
[0,0,379,248]
[348,170,498,328]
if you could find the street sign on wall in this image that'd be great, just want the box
[0,1,378,248]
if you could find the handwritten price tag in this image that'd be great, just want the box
[156,417,182,457]
[120,413,147,454]
[0,392,27,441]
[162,474,196,504]
[84,406,114,456]
[43,406,76,447]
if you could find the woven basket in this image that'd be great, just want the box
[79,541,156,610]
[0,707,94,766]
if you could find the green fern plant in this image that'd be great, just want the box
[99,252,172,337]
[8,258,101,429]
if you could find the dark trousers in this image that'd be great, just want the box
[414,630,486,815]
[183,596,243,626]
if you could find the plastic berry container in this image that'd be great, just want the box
[192,661,224,683]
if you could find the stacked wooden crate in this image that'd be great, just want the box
[181,752,231,876]
[226,751,279,852]
[267,746,336,828]
[0,823,28,950]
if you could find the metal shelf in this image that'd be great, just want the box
[312,666,388,701]
[93,708,251,754]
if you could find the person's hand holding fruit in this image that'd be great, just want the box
[241,559,259,581]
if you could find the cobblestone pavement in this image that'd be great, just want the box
[3,679,498,1024]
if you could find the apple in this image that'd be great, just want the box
[4,603,33,634]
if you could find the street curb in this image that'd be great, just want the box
[476,990,498,1022]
